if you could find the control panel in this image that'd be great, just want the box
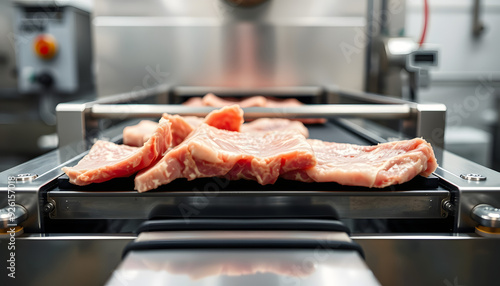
[13,4,92,94]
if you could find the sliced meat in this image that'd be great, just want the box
[183,97,204,106]
[62,118,172,186]
[123,120,159,147]
[134,124,316,192]
[183,93,326,124]
[203,105,244,132]
[281,138,438,188]
[124,105,243,147]
[265,97,303,107]
[241,118,309,137]
[183,116,204,129]
[202,93,267,108]
[161,114,197,146]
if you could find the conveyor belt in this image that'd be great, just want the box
[308,120,372,145]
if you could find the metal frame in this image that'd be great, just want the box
[47,189,448,220]
[56,87,447,148]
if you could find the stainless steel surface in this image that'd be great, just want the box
[94,0,365,17]
[0,144,87,232]
[93,0,367,96]
[136,230,350,243]
[460,173,487,181]
[90,104,413,119]
[47,188,449,220]
[0,234,133,286]
[431,150,500,232]
[56,102,90,148]
[413,103,447,148]
[2,234,498,286]
[173,86,323,98]
[14,173,38,182]
[56,85,168,147]
[108,249,380,286]
[354,234,500,286]
[471,204,500,228]
[0,204,28,228]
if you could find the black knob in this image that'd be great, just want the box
[37,72,54,88]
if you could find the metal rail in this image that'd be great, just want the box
[55,88,447,148]
[47,189,449,220]
[90,104,413,119]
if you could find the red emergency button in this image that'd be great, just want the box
[33,34,58,60]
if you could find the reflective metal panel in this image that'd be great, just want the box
[47,188,449,220]
[92,0,367,96]
[89,104,413,119]
[0,235,132,286]
[107,249,380,286]
[354,234,500,286]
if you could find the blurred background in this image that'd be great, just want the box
[0,0,499,171]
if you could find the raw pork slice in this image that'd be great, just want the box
[282,138,438,188]
[203,104,244,132]
[134,124,316,192]
[187,93,301,108]
[241,118,309,137]
[202,93,267,108]
[123,120,159,147]
[183,116,204,129]
[183,93,326,124]
[161,114,199,147]
[62,118,172,185]
[182,97,204,106]
[124,105,243,147]
[162,104,243,145]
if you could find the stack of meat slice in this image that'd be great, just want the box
[183,93,326,125]
[63,105,243,185]
[162,105,243,146]
[134,124,316,192]
[183,93,291,108]
[63,105,438,192]
[124,105,242,147]
[124,116,309,146]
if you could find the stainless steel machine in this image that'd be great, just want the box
[1,1,500,286]
[0,0,94,171]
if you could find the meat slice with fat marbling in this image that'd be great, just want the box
[62,118,172,185]
[241,118,309,137]
[124,105,243,147]
[134,124,316,192]
[202,104,244,132]
[183,93,326,124]
[201,93,267,108]
[123,120,159,147]
[281,138,438,188]
[125,112,304,149]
